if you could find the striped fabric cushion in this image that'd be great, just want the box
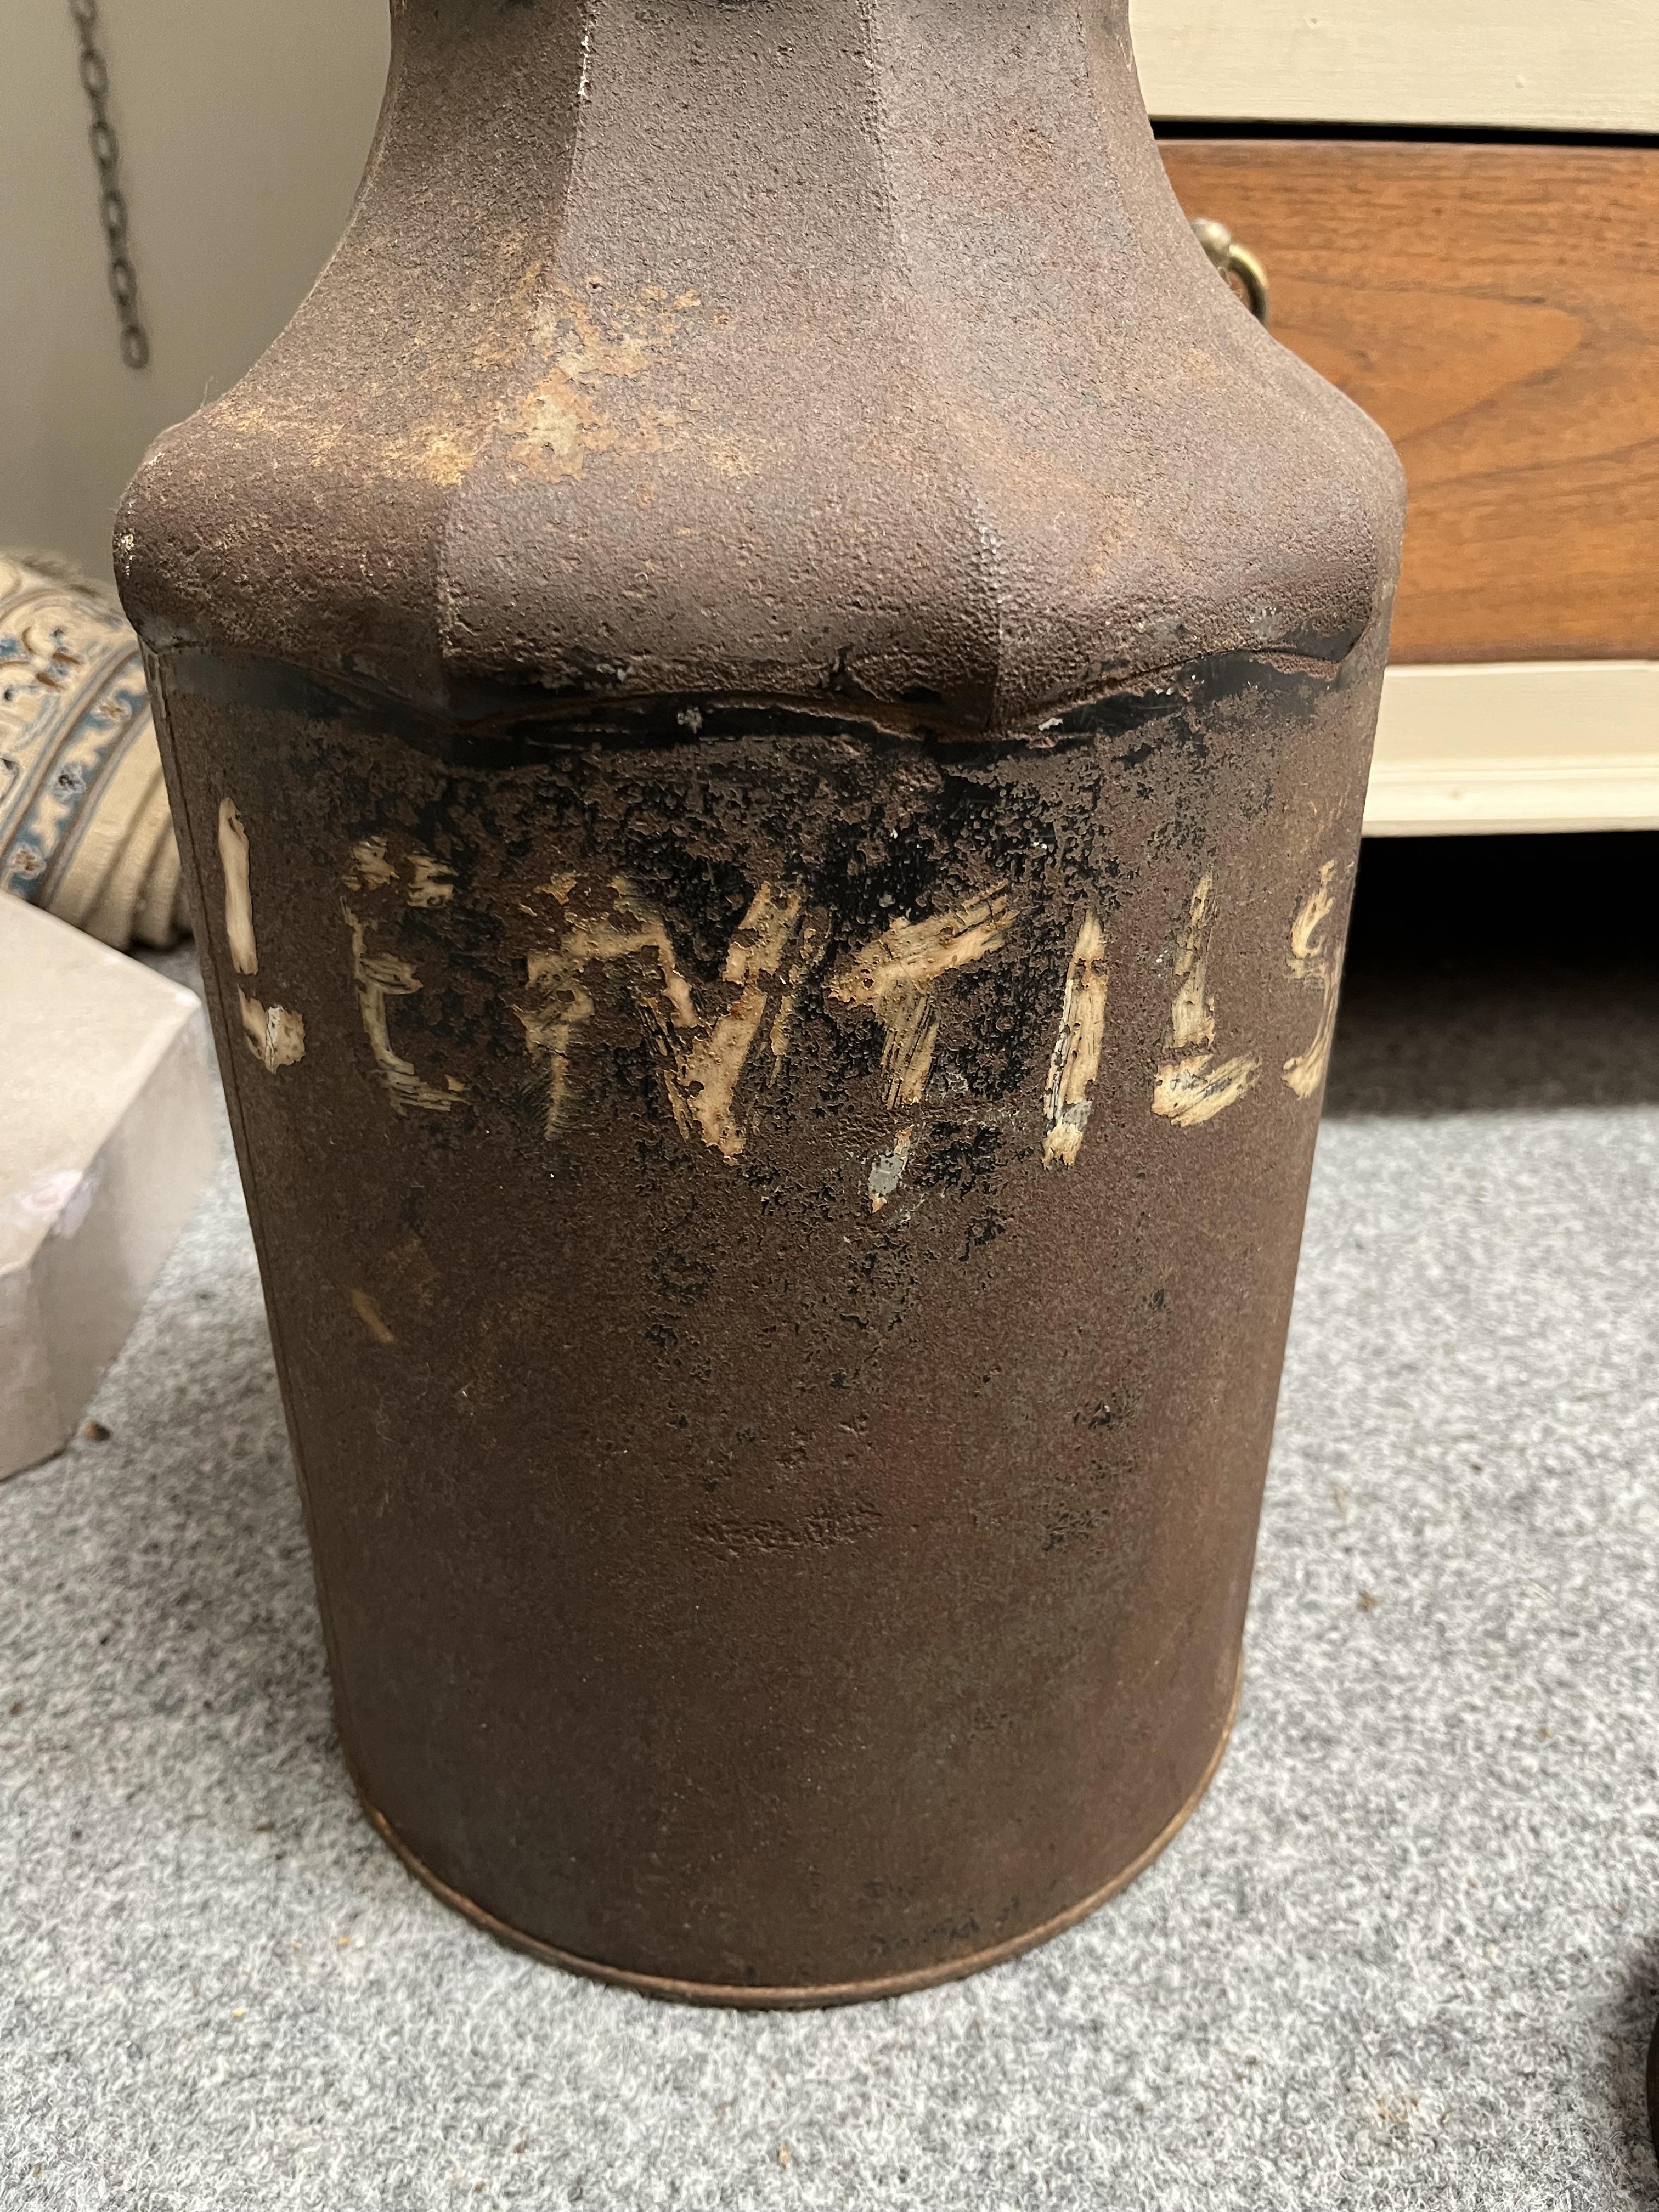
[0,552,188,951]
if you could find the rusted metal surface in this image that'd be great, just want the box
[116,0,1404,2004]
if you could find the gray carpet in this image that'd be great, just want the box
[4,926,1657,2210]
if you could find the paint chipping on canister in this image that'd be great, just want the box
[345,837,456,907]
[343,835,397,893]
[517,877,809,1159]
[868,1126,915,1212]
[216,798,304,1068]
[217,799,258,974]
[405,851,456,907]
[351,1286,396,1345]
[829,885,1017,1111]
[238,992,306,1070]
[1153,874,1259,1129]
[769,917,827,1078]
[1043,910,1109,1168]
[342,904,462,1114]
[1283,860,1340,1099]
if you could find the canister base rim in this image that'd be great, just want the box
[352,1656,1243,2010]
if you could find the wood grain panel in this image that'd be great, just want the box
[1159,141,1659,664]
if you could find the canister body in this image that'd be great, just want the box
[152,629,1381,2001]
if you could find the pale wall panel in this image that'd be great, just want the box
[1,0,387,581]
[1131,0,1659,133]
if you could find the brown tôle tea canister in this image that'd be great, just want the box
[116,0,1404,2005]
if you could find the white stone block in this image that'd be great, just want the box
[1,900,217,1479]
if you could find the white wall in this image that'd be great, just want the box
[1,0,388,582]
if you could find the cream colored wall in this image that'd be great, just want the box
[6,1,1654,584]
[1,0,388,583]
[1134,0,1659,132]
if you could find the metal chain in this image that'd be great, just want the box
[69,0,150,369]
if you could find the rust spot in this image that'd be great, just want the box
[351,1288,396,1346]
[506,282,704,482]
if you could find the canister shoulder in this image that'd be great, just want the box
[117,0,1404,737]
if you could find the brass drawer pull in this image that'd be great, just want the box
[1190,217,1271,326]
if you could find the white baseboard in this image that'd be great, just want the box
[1363,663,1659,837]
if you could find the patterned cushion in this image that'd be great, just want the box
[0,552,188,951]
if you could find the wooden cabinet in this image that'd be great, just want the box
[1159,140,1659,669]
[1133,0,1659,835]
